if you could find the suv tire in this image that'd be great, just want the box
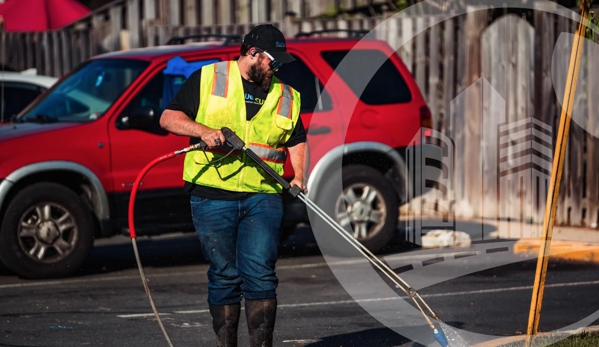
[0,182,95,279]
[312,165,398,256]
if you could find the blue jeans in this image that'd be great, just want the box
[190,193,283,305]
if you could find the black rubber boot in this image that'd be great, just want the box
[209,303,241,347]
[245,298,277,347]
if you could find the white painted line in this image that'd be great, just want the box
[0,275,145,289]
[117,313,172,318]
[420,279,599,298]
[175,309,211,314]
[282,339,320,343]
[1,244,594,291]
[125,279,599,318]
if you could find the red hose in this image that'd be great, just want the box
[127,152,177,239]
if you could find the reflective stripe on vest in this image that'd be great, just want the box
[277,83,293,118]
[211,61,230,97]
[249,143,287,164]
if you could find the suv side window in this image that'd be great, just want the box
[1,82,45,120]
[321,50,411,105]
[132,72,165,113]
[116,59,220,130]
[115,71,164,131]
[275,55,333,113]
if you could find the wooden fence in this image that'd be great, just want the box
[1,3,598,228]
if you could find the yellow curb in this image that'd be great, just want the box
[513,238,599,263]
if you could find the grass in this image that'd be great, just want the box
[500,331,599,347]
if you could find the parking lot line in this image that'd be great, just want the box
[122,279,599,319]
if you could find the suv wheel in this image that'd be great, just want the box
[0,182,95,278]
[313,165,399,255]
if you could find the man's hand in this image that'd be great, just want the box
[199,127,226,148]
[289,177,307,194]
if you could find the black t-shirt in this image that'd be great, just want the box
[165,68,306,200]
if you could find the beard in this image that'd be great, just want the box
[248,60,274,92]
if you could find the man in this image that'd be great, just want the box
[159,24,306,347]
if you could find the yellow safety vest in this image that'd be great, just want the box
[183,60,301,194]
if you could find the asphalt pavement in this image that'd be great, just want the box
[1,224,599,347]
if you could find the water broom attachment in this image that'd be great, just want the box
[433,326,449,347]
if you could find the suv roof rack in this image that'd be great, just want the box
[294,29,370,39]
[166,34,242,46]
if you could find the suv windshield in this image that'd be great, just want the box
[18,59,149,123]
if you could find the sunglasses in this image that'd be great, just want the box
[256,49,283,71]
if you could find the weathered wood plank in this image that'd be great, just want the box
[169,0,180,26]
[441,18,455,139]
[428,19,439,130]
[399,17,413,73]
[385,17,398,51]
[462,7,487,218]
[80,30,90,64]
[25,33,33,70]
[481,17,501,223]
[532,4,557,229]
[128,0,141,49]
[61,30,71,74]
[52,31,62,77]
[415,16,426,94]
[143,0,157,19]
[202,0,215,25]
[34,32,43,73]
[270,0,284,22]
[587,26,599,228]
[252,0,267,23]
[451,14,467,217]
[16,33,25,71]
[42,32,51,76]
[556,13,572,225]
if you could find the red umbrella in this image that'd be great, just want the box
[0,0,91,32]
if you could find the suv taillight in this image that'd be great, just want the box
[420,105,432,128]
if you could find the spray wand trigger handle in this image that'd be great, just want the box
[221,127,245,149]
[288,185,302,197]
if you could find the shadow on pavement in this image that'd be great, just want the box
[0,217,505,279]
[305,327,415,347]
[76,227,325,277]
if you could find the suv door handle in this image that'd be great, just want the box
[307,125,331,135]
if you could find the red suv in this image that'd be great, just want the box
[0,32,431,278]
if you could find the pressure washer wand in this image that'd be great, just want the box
[127,142,206,347]
[218,128,449,347]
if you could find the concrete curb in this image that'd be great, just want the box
[513,238,599,263]
[471,324,599,347]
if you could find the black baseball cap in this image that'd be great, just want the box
[243,24,295,64]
